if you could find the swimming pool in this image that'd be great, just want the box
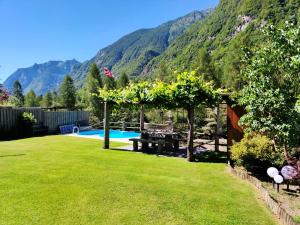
[79,129,140,139]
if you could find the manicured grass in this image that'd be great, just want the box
[0,136,277,225]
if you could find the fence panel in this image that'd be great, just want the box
[44,111,89,133]
[0,107,89,135]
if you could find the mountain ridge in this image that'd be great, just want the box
[4,59,81,95]
[4,9,211,94]
[71,10,212,86]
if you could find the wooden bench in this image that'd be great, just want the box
[129,138,165,152]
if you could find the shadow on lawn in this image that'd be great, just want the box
[109,147,228,164]
[109,147,187,159]
[0,154,26,158]
[195,151,228,163]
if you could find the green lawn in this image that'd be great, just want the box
[0,136,277,225]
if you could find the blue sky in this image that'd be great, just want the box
[0,0,219,81]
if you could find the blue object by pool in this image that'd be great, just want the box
[60,124,75,134]
[79,129,140,138]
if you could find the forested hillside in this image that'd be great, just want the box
[145,0,300,89]
[71,10,211,86]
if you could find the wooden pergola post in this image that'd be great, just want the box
[140,106,145,132]
[214,103,221,152]
[103,102,110,149]
[187,106,195,162]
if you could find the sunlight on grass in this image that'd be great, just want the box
[0,136,278,225]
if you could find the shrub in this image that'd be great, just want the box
[17,112,37,136]
[231,133,284,171]
[22,112,37,124]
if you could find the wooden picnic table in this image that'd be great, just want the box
[129,132,182,152]
[129,138,164,152]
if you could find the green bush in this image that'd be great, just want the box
[231,133,284,171]
[22,112,37,124]
[17,112,37,136]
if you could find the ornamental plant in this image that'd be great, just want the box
[0,85,9,104]
[17,112,37,136]
[231,133,284,171]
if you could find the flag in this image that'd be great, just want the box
[103,67,114,78]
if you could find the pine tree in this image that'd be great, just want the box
[103,76,116,90]
[25,89,38,107]
[42,92,53,107]
[59,75,76,110]
[52,91,59,107]
[37,95,43,106]
[117,72,129,89]
[86,64,104,119]
[154,63,171,82]
[193,48,220,86]
[12,80,24,107]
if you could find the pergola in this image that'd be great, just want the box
[98,72,220,162]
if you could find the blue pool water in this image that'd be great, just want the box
[79,129,140,139]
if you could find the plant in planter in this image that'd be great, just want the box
[18,112,37,136]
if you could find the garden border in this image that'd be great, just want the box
[228,165,300,225]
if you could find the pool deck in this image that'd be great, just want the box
[66,133,133,143]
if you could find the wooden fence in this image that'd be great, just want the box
[0,107,89,135]
[44,111,89,133]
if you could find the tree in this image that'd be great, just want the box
[193,48,220,86]
[42,92,53,107]
[117,72,129,89]
[85,64,104,120]
[239,23,300,169]
[154,63,171,82]
[76,87,89,109]
[103,76,116,90]
[59,75,76,110]
[25,90,38,107]
[167,72,219,161]
[52,91,60,107]
[0,84,9,104]
[37,95,43,106]
[12,80,24,107]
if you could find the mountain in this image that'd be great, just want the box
[144,0,300,89]
[4,10,211,94]
[71,10,211,85]
[4,59,81,95]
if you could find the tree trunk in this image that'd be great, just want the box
[140,106,145,132]
[187,106,195,162]
[273,138,299,167]
[103,102,110,149]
